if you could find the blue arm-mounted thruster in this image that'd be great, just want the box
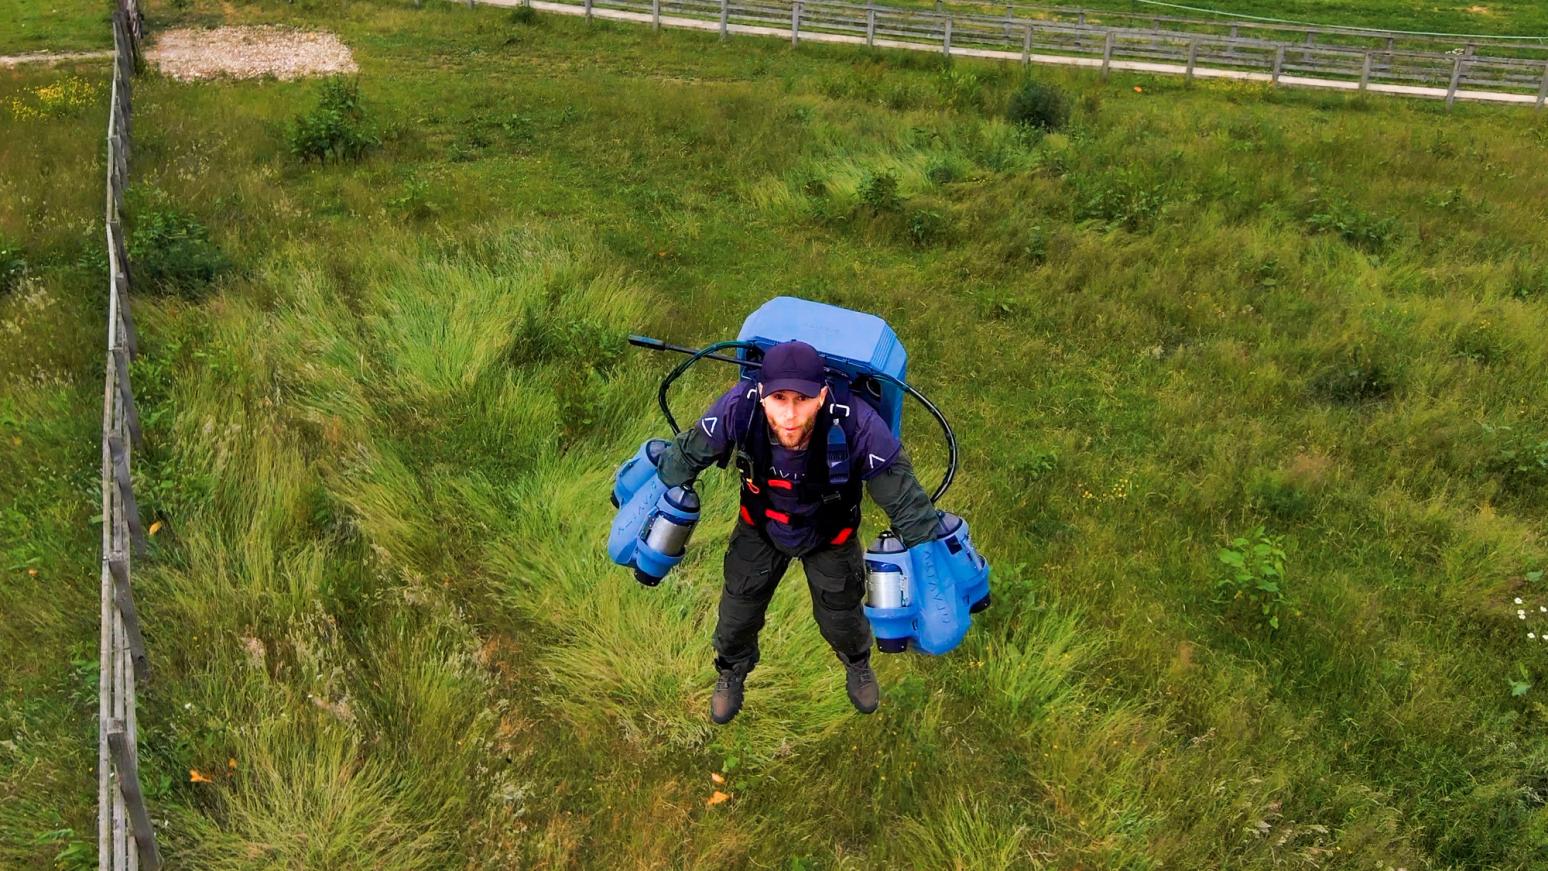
[608,439,701,587]
[863,512,991,656]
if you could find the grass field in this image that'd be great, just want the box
[0,0,113,53]
[4,0,1548,867]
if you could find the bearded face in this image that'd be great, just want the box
[761,386,828,450]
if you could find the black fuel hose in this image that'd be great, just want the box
[628,335,958,503]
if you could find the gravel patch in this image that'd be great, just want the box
[150,26,358,81]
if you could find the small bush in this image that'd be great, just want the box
[289,78,379,164]
[906,208,949,247]
[1215,525,1289,632]
[0,238,26,294]
[1483,424,1548,500]
[509,4,539,25]
[924,154,964,186]
[1302,199,1400,252]
[858,171,901,214]
[1006,78,1069,132]
[1073,168,1170,232]
[128,204,229,299]
[937,68,985,111]
[388,176,438,221]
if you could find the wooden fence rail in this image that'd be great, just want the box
[99,3,161,870]
[501,0,1548,108]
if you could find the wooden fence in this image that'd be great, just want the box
[507,0,1548,107]
[935,1,1548,61]
[99,2,161,870]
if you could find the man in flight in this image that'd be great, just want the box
[655,340,941,724]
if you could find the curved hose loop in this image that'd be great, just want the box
[865,370,958,504]
[658,340,764,434]
[654,342,959,505]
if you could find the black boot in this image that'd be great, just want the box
[711,668,747,725]
[841,653,880,714]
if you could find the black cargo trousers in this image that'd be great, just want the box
[712,521,874,676]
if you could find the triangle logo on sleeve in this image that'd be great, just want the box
[701,416,718,437]
[868,453,886,470]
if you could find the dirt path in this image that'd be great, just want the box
[0,50,113,67]
[3,26,356,79]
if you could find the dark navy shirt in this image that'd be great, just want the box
[697,383,901,552]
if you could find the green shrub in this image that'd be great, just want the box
[1483,424,1548,500]
[1072,168,1170,232]
[1215,525,1289,632]
[906,208,949,247]
[1006,78,1069,132]
[858,171,901,214]
[937,68,985,111]
[1302,198,1400,252]
[289,78,380,164]
[128,204,229,299]
[924,154,964,185]
[0,238,25,294]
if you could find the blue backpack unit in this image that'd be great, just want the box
[608,296,991,656]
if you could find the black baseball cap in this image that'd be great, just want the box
[758,340,826,398]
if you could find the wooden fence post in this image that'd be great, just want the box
[585,0,592,22]
[1271,45,1284,86]
[107,558,150,680]
[106,722,163,871]
[1446,56,1463,108]
[791,0,800,47]
[866,2,875,47]
[107,433,145,557]
[1022,24,1033,66]
[1537,61,1548,110]
[1101,30,1113,79]
[111,348,142,449]
[1185,37,1197,81]
[652,0,660,30]
[719,0,728,39]
[942,17,951,58]
[1359,51,1372,92]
